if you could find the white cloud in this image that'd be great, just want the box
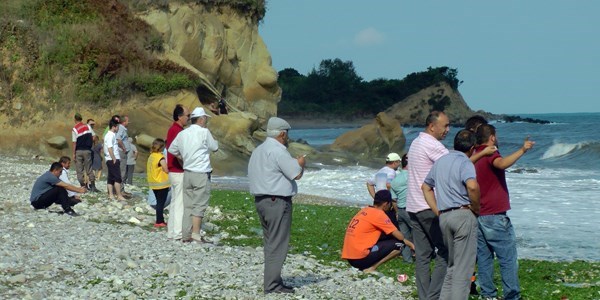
[353,27,385,46]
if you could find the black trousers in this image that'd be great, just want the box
[31,186,72,211]
[153,188,169,224]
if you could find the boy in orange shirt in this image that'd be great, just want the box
[342,190,415,273]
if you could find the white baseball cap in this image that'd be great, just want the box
[386,153,401,162]
[190,107,211,118]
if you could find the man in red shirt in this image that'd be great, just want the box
[72,113,98,192]
[342,190,414,273]
[474,124,535,300]
[166,104,189,240]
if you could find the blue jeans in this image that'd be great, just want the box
[477,214,521,300]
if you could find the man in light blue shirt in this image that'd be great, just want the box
[248,117,305,294]
[390,154,413,262]
[422,129,481,300]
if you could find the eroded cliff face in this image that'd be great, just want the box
[0,2,282,175]
[140,3,281,123]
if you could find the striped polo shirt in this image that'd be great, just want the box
[406,132,449,213]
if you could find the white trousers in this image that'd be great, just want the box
[167,172,184,240]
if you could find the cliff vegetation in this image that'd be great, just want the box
[277,59,461,119]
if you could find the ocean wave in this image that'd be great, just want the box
[540,141,600,160]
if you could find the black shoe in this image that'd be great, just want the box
[470,281,479,295]
[88,182,101,193]
[64,209,80,217]
[68,197,82,206]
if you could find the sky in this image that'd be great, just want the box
[259,1,600,114]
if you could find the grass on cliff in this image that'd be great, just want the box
[209,189,600,300]
[0,0,201,108]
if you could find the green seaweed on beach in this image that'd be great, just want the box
[209,190,600,300]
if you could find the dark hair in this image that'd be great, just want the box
[465,115,488,132]
[109,118,120,129]
[173,104,185,121]
[50,162,62,172]
[151,138,165,153]
[425,111,444,127]
[111,115,120,123]
[58,156,71,164]
[74,113,82,122]
[401,154,408,168]
[86,119,95,124]
[454,129,476,152]
[373,190,393,205]
[476,124,496,145]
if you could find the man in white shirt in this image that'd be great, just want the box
[58,156,81,203]
[104,118,126,201]
[168,107,219,243]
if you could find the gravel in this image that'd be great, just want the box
[0,156,413,299]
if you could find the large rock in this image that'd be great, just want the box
[46,136,68,150]
[209,111,260,156]
[140,3,281,125]
[135,134,156,150]
[385,82,475,125]
[329,112,405,159]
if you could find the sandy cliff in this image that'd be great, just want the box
[0,1,280,174]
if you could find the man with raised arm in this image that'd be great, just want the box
[474,124,535,300]
[407,111,495,300]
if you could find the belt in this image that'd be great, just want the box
[439,205,470,214]
[255,195,292,202]
[485,212,507,216]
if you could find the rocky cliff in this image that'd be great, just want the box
[330,82,477,159]
[0,1,280,175]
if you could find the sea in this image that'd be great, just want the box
[214,112,600,261]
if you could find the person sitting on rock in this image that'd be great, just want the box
[342,190,415,273]
[58,156,82,204]
[30,162,87,216]
[208,101,220,115]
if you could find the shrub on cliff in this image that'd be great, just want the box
[0,0,201,107]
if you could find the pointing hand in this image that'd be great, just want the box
[522,136,535,153]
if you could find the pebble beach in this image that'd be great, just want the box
[0,156,412,299]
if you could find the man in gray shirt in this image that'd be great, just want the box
[248,117,305,294]
[422,129,481,300]
[116,115,131,192]
[30,162,87,216]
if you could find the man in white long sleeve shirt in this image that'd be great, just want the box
[168,107,219,243]
[58,156,81,202]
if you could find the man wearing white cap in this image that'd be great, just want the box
[168,107,219,243]
[366,152,402,198]
[248,117,306,294]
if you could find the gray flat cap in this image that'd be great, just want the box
[267,117,291,131]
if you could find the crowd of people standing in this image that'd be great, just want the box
[27,106,533,298]
[341,111,534,300]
